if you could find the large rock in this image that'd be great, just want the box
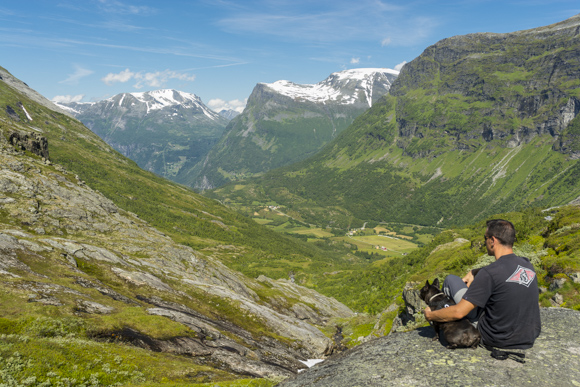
[277,308,580,386]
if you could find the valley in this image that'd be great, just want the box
[1,11,580,387]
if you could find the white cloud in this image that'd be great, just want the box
[207,98,247,113]
[60,65,94,85]
[101,68,196,88]
[394,61,407,71]
[52,94,85,103]
[350,57,360,64]
[102,68,135,85]
[381,37,392,46]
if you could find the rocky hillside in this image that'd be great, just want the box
[208,14,580,229]
[58,89,229,183]
[0,66,356,385]
[389,14,580,158]
[191,68,398,190]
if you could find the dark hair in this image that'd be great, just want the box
[486,219,516,246]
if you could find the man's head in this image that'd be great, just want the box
[485,219,516,256]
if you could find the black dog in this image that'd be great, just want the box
[420,278,480,349]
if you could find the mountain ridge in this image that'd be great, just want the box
[57,88,229,183]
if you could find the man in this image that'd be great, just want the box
[423,219,541,352]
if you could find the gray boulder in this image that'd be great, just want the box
[277,308,580,387]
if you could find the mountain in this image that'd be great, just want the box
[207,14,580,229]
[191,68,399,190]
[57,89,229,182]
[219,108,240,120]
[0,65,357,383]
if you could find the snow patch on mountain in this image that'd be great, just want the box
[54,102,89,115]
[263,68,399,107]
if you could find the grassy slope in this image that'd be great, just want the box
[0,69,346,386]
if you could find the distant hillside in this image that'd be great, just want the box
[208,14,580,229]
[57,89,229,182]
[191,68,398,190]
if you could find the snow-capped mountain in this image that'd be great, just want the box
[57,89,229,182]
[192,68,399,190]
[218,109,240,120]
[57,89,223,120]
[264,68,399,107]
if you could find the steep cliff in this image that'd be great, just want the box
[390,14,580,158]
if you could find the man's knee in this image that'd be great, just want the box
[443,275,468,304]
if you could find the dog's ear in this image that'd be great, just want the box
[433,278,440,288]
[424,280,430,287]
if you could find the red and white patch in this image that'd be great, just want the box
[506,265,536,287]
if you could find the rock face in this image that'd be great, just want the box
[192,68,399,190]
[278,308,580,386]
[57,89,229,183]
[389,14,580,158]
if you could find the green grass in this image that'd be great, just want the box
[0,334,257,386]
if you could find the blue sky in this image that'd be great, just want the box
[1,1,579,113]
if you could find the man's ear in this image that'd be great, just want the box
[433,278,440,288]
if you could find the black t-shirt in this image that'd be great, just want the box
[463,254,541,349]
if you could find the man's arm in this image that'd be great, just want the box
[423,299,476,322]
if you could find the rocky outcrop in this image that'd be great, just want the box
[278,308,580,386]
[8,131,49,159]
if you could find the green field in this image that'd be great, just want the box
[340,235,417,257]
[293,228,334,238]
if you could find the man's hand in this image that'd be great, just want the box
[462,271,475,287]
[423,306,433,321]
[423,299,476,323]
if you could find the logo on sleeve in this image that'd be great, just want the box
[506,265,536,287]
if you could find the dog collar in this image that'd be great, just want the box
[429,292,445,302]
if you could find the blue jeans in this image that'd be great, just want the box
[443,275,481,322]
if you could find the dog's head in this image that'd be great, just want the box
[419,278,441,303]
